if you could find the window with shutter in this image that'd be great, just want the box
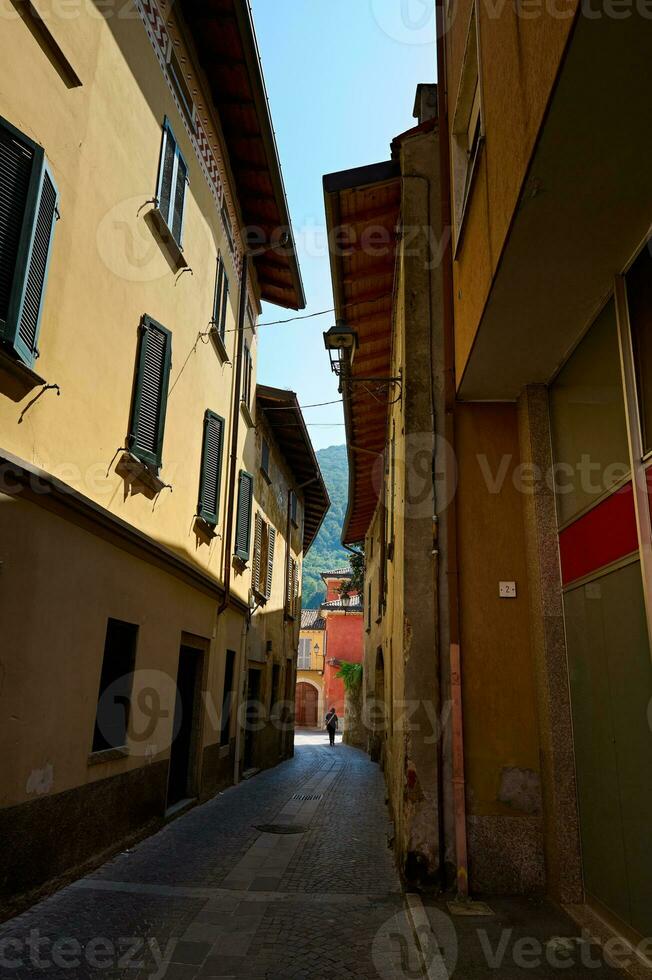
[235,470,253,561]
[221,199,233,253]
[156,118,188,249]
[0,116,59,369]
[242,343,253,409]
[252,512,263,593]
[286,556,298,619]
[290,490,299,528]
[129,316,172,470]
[212,255,229,342]
[197,409,224,526]
[265,526,276,601]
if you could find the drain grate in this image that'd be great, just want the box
[254,823,308,835]
[291,793,323,802]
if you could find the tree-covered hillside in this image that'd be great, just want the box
[303,444,349,608]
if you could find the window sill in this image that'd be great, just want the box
[209,327,230,364]
[252,587,268,606]
[88,746,129,767]
[0,345,45,392]
[149,207,188,272]
[240,400,254,428]
[194,515,217,541]
[117,452,168,495]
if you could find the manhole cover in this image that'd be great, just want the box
[254,824,308,835]
[291,793,323,802]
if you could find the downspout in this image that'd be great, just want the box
[435,1,469,900]
[217,251,249,620]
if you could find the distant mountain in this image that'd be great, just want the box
[303,444,350,609]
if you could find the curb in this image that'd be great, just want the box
[405,892,450,980]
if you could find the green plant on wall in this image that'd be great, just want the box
[336,660,363,691]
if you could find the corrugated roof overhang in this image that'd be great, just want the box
[256,385,330,553]
[323,161,400,546]
[180,0,305,310]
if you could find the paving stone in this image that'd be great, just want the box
[0,739,403,979]
[171,940,213,964]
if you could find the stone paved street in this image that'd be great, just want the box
[0,733,420,980]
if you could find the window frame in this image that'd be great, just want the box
[450,7,484,253]
[242,341,253,410]
[235,469,254,562]
[128,315,173,471]
[0,115,59,369]
[91,618,138,754]
[212,254,230,341]
[290,490,299,528]
[197,409,225,527]
[155,117,189,250]
[297,638,311,670]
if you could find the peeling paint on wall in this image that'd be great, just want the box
[498,766,541,814]
[26,764,54,796]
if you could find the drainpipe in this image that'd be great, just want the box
[435,0,469,900]
[217,251,249,621]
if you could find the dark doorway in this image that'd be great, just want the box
[220,649,237,747]
[243,667,261,771]
[167,645,203,809]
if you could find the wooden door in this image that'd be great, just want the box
[295,682,318,728]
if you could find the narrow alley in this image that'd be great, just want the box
[0,735,407,980]
[0,733,633,980]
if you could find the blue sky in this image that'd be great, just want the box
[251,0,437,452]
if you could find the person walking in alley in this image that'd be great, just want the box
[325,707,338,746]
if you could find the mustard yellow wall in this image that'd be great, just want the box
[296,628,325,673]
[456,403,540,814]
[246,415,305,752]
[0,1,258,609]
[445,0,579,383]
[0,1,309,809]
[0,489,249,807]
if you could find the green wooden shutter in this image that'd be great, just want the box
[157,121,176,227]
[129,316,172,470]
[197,409,224,525]
[212,256,223,325]
[156,118,187,247]
[0,118,58,368]
[287,556,297,617]
[220,268,229,340]
[171,153,187,246]
[265,526,276,601]
[252,512,263,593]
[235,470,253,561]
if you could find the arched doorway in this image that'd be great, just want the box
[295,681,318,728]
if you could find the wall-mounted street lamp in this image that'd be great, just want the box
[323,320,359,377]
[323,320,403,401]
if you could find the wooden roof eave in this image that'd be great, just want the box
[323,163,400,547]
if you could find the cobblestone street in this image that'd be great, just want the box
[0,734,418,980]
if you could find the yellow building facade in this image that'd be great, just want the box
[437,0,652,942]
[0,0,329,918]
[323,92,445,880]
